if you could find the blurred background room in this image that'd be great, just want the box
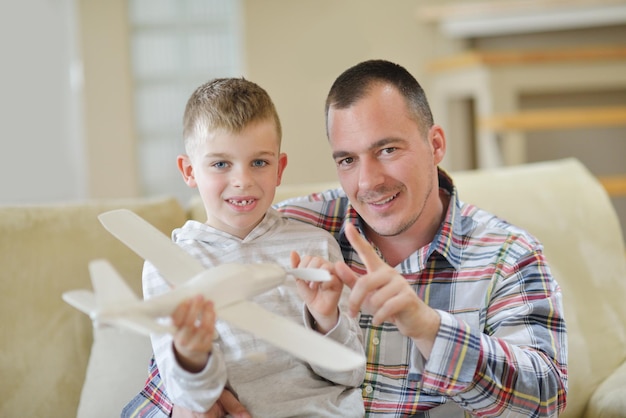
[1,0,625,233]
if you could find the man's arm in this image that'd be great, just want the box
[421,248,567,416]
[335,223,567,416]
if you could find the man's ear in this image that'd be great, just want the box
[177,154,197,188]
[429,125,447,166]
[276,152,288,187]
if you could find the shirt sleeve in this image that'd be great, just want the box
[419,247,568,417]
[143,261,229,412]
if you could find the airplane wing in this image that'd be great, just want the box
[218,300,365,372]
[98,209,204,286]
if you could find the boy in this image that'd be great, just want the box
[124,78,365,417]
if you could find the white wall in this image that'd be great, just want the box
[0,0,85,204]
[243,0,461,186]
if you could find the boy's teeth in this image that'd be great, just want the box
[230,199,253,206]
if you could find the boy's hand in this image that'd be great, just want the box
[291,251,343,334]
[171,295,216,373]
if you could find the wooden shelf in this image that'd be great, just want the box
[427,45,626,73]
[479,106,626,132]
[599,175,626,197]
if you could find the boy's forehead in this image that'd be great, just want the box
[196,123,281,154]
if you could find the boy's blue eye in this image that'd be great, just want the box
[252,160,268,167]
[213,161,228,169]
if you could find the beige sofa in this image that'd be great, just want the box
[1,158,625,417]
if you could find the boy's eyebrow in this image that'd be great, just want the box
[203,150,278,159]
[332,137,406,160]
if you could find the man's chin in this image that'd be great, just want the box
[362,218,406,238]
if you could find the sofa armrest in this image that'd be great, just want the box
[584,359,626,417]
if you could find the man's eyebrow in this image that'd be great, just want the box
[369,137,406,150]
[332,150,351,160]
[332,137,406,160]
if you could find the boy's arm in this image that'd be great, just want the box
[303,303,365,387]
[293,238,366,387]
[144,261,229,412]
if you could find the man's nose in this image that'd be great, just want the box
[358,158,384,190]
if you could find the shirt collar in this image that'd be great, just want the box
[428,168,463,271]
[175,208,282,247]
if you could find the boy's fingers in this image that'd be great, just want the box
[171,298,192,327]
[334,260,358,289]
[290,251,301,268]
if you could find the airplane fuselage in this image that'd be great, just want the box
[93,263,287,325]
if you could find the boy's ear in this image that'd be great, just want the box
[276,152,288,187]
[177,154,197,188]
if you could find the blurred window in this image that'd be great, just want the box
[128,0,243,202]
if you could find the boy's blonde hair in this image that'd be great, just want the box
[183,77,282,154]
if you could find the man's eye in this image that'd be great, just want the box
[337,157,353,167]
[381,147,396,155]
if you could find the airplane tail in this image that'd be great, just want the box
[63,259,173,336]
[62,259,140,322]
[88,259,139,309]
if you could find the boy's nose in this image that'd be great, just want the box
[231,168,254,188]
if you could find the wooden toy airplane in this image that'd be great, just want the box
[62,209,365,372]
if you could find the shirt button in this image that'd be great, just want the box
[372,337,380,345]
[365,385,373,394]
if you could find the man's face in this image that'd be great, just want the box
[180,119,287,239]
[327,83,445,240]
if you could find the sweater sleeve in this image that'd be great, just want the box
[143,260,229,412]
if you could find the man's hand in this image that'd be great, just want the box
[291,251,343,333]
[172,389,251,418]
[335,223,440,358]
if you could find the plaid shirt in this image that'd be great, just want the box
[125,169,567,417]
[274,169,567,417]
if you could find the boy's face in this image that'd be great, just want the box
[178,119,287,239]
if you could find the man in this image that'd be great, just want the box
[136,60,568,417]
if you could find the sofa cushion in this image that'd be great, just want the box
[0,197,188,418]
